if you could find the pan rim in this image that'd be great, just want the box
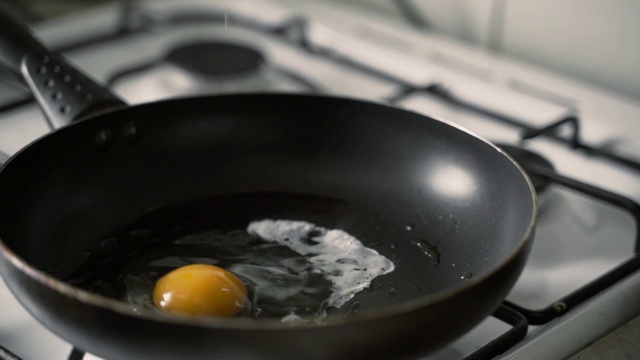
[0,93,538,330]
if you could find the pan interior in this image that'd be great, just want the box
[0,94,534,317]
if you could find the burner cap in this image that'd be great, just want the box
[165,42,265,78]
[496,144,555,194]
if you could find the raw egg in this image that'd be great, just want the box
[246,219,395,310]
[153,264,248,317]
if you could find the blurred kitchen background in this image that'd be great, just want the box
[7,0,640,102]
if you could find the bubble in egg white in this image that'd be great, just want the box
[246,219,395,309]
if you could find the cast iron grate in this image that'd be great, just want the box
[0,345,20,360]
[386,84,640,172]
[1,3,639,174]
[2,6,638,172]
[502,164,640,325]
[266,16,640,173]
[462,305,528,360]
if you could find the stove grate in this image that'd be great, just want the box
[67,348,85,360]
[463,305,528,360]
[1,4,639,173]
[386,84,640,172]
[0,345,21,360]
[502,163,640,325]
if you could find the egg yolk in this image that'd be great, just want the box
[153,264,248,317]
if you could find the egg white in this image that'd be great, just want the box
[246,219,395,310]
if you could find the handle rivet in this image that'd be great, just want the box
[94,129,113,150]
[123,122,139,143]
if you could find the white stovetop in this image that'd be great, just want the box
[1,1,640,359]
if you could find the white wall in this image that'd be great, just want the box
[336,0,640,101]
[501,0,640,101]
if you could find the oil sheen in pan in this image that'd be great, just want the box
[64,193,421,321]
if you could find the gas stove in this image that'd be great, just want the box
[1,1,640,359]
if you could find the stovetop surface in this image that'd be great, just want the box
[1,1,640,359]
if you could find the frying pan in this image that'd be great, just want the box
[0,7,536,360]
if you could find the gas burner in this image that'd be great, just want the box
[165,41,265,79]
[107,40,321,103]
[495,144,555,195]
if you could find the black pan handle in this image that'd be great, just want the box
[0,5,127,128]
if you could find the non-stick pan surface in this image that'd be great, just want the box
[0,7,536,360]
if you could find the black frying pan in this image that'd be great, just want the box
[0,7,536,360]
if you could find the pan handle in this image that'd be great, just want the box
[0,5,127,128]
